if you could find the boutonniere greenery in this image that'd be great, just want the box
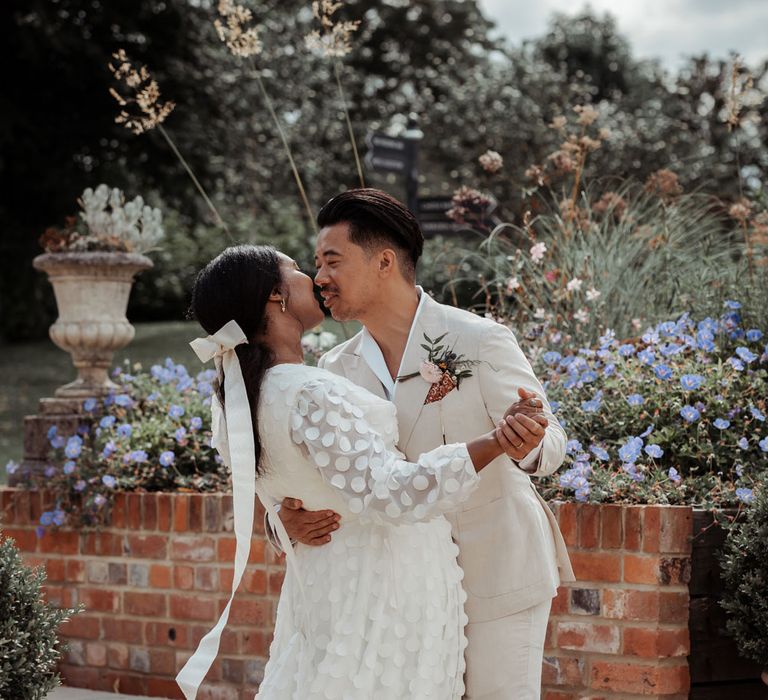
[397,332,480,404]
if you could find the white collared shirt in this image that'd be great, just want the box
[360,286,428,401]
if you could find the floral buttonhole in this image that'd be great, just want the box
[397,332,479,404]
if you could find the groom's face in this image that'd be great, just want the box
[314,223,379,322]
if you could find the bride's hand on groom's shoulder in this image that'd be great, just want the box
[279,498,341,546]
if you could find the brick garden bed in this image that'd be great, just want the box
[0,488,760,699]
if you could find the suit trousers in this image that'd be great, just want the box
[464,598,552,699]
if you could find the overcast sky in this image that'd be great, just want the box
[478,0,768,70]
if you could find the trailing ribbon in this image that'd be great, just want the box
[176,320,305,699]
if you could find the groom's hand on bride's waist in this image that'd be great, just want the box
[279,498,341,546]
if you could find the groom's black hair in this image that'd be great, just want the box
[316,188,424,281]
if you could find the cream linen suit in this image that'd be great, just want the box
[319,294,575,698]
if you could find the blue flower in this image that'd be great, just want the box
[750,407,766,422]
[159,450,175,467]
[549,401,560,414]
[638,349,656,365]
[746,329,763,342]
[680,374,704,391]
[581,390,603,413]
[642,331,660,345]
[736,487,754,504]
[566,439,583,455]
[175,427,188,443]
[738,437,749,450]
[639,424,655,438]
[618,344,635,357]
[47,425,58,440]
[101,440,117,459]
[623,464,645,482]
[724,300,741,310]
[94,494,107,507]
[74,480,87,492]
[40,511,54,526]
[177,377,194,393]
[575,487,590,503]
[102,475,117,489]
[603,363,616,377]
[654,364,673,380]
[83,398,98,412]
[713,418,731,430]
[117,423,133,439]
[580,370,598,384]
[644,444,664,459]
[619,437,644,464]
[146,392,159,402]
[5,460,19,475]
[50,434,65,449]
[590,445,609,461]
[63,460,76,475]
[658,321,677,337]
[759,437,768,453]
[129,450,148,463]
[64,436,83,459]
[53,509,66,526]
[190,416,203,431]
[626,394,645,406]
[680,405,701,423]
[114,394,132,407]
[45,465,57,478]
[660,343,683,357]
[99,415,116,429]
[169,405,185,420]
[728,357,745,371]
[668,467,681,483]
[735,347,758,363]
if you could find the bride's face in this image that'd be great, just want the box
[276,253,325,330]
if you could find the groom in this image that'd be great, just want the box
[276,188,574,698]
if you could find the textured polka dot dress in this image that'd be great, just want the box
[254,364,480,699]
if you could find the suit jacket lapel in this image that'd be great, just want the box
[338,335,388,400]
[394,295,447,448]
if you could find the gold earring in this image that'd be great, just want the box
[280,298,286,313]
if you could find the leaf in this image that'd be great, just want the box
[423,332,433,344]
[433,332,449,344]
[420,344,432,352]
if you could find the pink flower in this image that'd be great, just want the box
[506,277,520,293]
[530,242,547,263]
[419,361,443,384]
[566,277,583,292]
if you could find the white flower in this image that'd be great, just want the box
[586,287,601,302]
[419,361,443,384]
[301,330,338,351]
[478,149,503,174]
[534,307,548,320]
[506,277,520,294]
[574,308,590,323]
[566,278,583,292]
[530,242,547,263]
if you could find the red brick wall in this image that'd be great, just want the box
[545,502,692,700]
[0,489,693,699]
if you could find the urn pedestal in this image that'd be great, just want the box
[33,252,152,398]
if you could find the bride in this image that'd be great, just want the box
[177,244,521,699]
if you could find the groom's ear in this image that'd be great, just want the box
[376,248,397,277]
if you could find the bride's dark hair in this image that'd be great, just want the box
[189,244,281,474]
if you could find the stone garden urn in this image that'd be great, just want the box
[33,252,153,398]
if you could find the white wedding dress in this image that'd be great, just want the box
[254,364,480,699]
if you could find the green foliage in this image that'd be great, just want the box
[534,305,768,507]
[720,486,768,668]
[0,534,80,700]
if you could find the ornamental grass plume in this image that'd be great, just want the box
[643,168,683,205]
[108,50,231,240]
[305,1,364,187]
[213,0,316,232]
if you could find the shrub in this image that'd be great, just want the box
[0,533,80,699]
[720,485,768,670]
[535,302,768,507]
